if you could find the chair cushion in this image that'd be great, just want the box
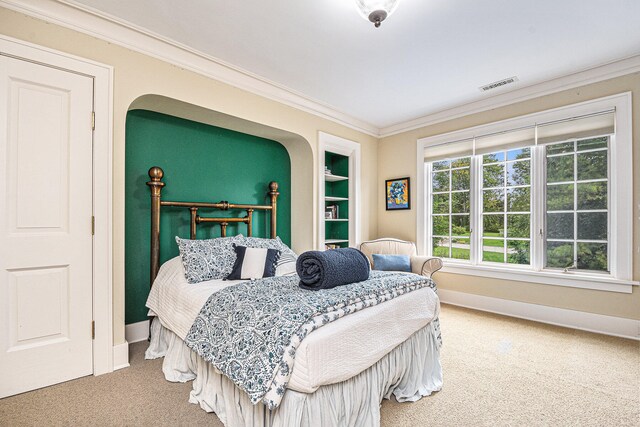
[372,254,411,272]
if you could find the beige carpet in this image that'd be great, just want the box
[1,304,638,426]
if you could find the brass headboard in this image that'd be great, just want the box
[146,166,280,288]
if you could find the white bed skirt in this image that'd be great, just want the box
[146,317,443,427]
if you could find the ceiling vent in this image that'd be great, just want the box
[479,76,518,92]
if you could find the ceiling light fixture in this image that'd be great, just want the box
[355,0,400,28]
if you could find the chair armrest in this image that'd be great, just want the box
[410,256,443,278]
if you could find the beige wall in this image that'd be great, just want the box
[2,6,637,348]
[378,72,640,320]
[0,8,379,345]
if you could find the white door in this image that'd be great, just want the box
[0,55,94,397]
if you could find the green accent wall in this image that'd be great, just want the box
[125,109,291,324]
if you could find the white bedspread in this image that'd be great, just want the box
[146,256,440,393]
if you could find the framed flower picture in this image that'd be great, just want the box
[385,177,410,210]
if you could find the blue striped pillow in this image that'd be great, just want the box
[226,245,281,280]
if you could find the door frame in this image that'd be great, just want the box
[0,35,114,375]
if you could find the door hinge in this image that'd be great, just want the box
[91,111,95,130]
[91,216,95,235]
[91,321,95,339]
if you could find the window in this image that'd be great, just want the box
[418,94,634,291]
[431,156,471,260]
[545,137,609,272]
[481,147,532,265]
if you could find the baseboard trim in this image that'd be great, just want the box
[112,341,129,371]
[438,289,640,341]
[125,320,150,344]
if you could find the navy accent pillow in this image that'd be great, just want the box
[226,245,281,280]
[372,254,411,272]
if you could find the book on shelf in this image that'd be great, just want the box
[325,204,339,219]
[325,243,341,250]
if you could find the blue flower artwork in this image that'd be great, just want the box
[386,177,410,210]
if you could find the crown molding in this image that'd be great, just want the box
[379,53,640,138]
[0,0,380,137]
[3,1,639,140]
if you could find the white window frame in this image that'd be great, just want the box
[416,93,636,293]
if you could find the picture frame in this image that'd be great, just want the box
[385,177,410,210]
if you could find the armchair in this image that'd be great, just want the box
[359,238,443,279]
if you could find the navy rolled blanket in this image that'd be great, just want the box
[296,248,370,290]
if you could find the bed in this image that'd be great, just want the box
[143,167,443,427]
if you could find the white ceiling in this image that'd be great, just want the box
[69,0,640,129]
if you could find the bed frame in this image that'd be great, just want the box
[145,166,280,287]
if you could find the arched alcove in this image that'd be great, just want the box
[125,95,314,324]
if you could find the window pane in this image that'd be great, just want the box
[433,215,449,235]
[432,193,449,214]
[432,171,449,192]
[546,155,573,183]
[483,164,504,188]
[451,192,470,213]
[577,151,607,181]
[546,141,574,155]
[432,237,449,258]
[546,242,574,268]
[507,214,530,238]
[430,155,472,261]
[451,168,470,190]
[451,215,470,236]
[577,243,608,271]
[547,184,574,211]
[432,160,450,171]
[577,137,607,151]
[482,239,504,262]
[544,136,610,273]
[483,189,504,212]
[451,237,470,260]
[483,152,504,164]
[507,147,530,160]
[507,240,530,265]
[507,187,530,211]
[483,214,503,237]
[577,212,607,241]
[507,161,530,186]
[577,182,607,210]
[451,157,470,168]
[547,213,574,239]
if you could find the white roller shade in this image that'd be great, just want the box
[537,110,614,145]
[424,138,473,162]
[474,126,535,155]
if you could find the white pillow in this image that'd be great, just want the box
[275,251,298,276]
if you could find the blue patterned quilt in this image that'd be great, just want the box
[184,271,437,409]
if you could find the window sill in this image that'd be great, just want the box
[439,263,638,294]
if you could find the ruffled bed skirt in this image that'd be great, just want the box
[146,317,443,427]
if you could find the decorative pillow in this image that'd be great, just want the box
[275,251,298,276]
[175,235,244,284]
[372,254,411,272]
[226,245,280,280]
[236,236,298,274]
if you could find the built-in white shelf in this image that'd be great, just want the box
[324,173,348,182]
[319,132,361,251]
